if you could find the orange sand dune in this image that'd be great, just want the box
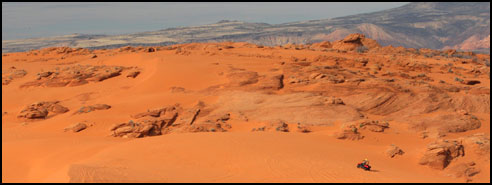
[2,35,490,182]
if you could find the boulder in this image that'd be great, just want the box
[332,33,365,51]
[325,96,345,105]
[419,139,465,170]
[111,119,168,138]
[64,123,87,132]
[336,124,363,140]
[21,109,49,119]
[187,121,227,133]
[309,41,332,50]
[92,104,111,110]
[446,162,480,179]
[147,47,156,52]
[39,71,53,78]
[327,74,345,84]
[358,120,389,132]
[173,102,204,126]
[18,101,69,120]
[332,33,380,51]
[111,105,181,138]
[126,69,140,78]
[74,104,111,114]
[131,108,165,119]
[463,80,480,85]
[386,144,404,158]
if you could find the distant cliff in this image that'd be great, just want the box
[2,2,490,53]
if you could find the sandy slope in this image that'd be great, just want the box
[2,38,490,182]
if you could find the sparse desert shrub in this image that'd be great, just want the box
[451,53,472,59]
[454,77,464,82]
[485,59,490,67]
[423,53,434,58]
[471,57,478,63]
[356,46,369,53]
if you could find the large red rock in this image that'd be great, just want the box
[419,139,465,170]
[18,101,69,120]
[446,162,480,179]
[386,144,404,158]
[335,123,363,140]
[331,33,381,51]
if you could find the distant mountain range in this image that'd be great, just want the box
[2,2,490,53]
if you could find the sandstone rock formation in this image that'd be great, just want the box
[419,139,465,170]
[126,68,141,78]
[386,144,405,158]
[358,120,390,132]
[226,70,259,87]
[2,31,490,182]
[73,104,111,114]
[459,133,490,157]
[20,65,131,88]
[331,33,380,51]
[18,101,69,120]
[2,67,27,85]
[336,123,363,140]
[64,122,88,132]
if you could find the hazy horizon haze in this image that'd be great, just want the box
[2,2,409,40]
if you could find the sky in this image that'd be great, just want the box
[2,2,409,40]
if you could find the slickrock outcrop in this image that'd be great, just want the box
[358,120,390,132]
[18,101,69,120]
[419,139,465,170]
[446,162,481,180]
[125,68,141,78]
[336,123,363,140]
[20,65,131,88]
[2,67,27,85]
[73,104,111,114]
[256,74,284,90]
[2,30,490,182]
[386,144,405,158]
[459,133,490,157]
[64,122,88,132]
[226,70,259,87]
[332,33,381,51]
[111,106,179,138]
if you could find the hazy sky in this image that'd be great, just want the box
[2,2,409,40]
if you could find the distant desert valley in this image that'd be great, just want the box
[2,32,490,182]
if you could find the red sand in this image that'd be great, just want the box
[2,37,490,182]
